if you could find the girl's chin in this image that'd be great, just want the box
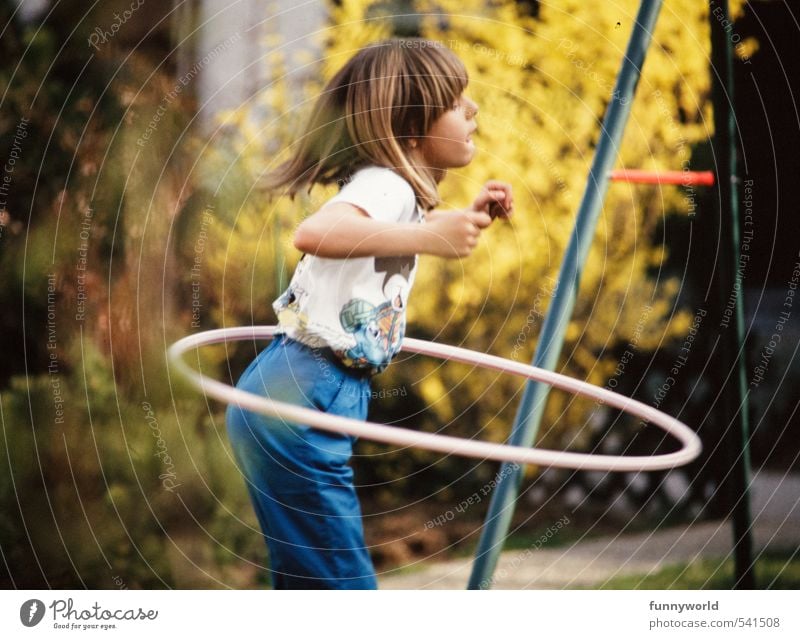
[431,146,476,170]
[459,145,476,165]
[451,143,476,166]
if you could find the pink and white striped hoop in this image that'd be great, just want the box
[168,326,701,472]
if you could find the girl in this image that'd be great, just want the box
[226,37,513,590]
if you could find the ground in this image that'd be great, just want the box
[375,470,800,589]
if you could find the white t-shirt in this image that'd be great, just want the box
[273,165,424,374]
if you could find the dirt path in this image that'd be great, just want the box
[378,470,800,589]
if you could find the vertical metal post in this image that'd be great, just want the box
[468,0,665,589]
[708,0,755,589]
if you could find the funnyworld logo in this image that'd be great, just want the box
[20,599,46,627]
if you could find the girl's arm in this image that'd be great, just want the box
[294,202,492,259]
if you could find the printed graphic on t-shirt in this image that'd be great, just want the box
[272,165,422,373]
[274,258,311,331]
[374,255,416,306]
[337,296,404,368]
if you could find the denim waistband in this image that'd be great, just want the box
[275,333,375,380]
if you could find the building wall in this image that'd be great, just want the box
[195,0,326,128]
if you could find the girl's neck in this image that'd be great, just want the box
[408,148,446,183]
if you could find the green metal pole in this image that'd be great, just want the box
[708,0,755,589]
[467,0,664,590]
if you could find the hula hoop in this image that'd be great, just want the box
[168,326,701,472]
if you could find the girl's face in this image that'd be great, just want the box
[416,94,479,171]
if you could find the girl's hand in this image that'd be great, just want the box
[424,209,492,258]
[472,180,514,220]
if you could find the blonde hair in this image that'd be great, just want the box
[262,38,468,210]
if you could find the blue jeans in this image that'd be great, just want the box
[225,333,377,589]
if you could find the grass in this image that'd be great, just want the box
[384,548,800,588]
[592,549,800,589]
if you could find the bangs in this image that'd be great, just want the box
[409,43,469,116]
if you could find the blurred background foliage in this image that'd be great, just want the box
[4,0,794,589]
[213,0,740,502]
